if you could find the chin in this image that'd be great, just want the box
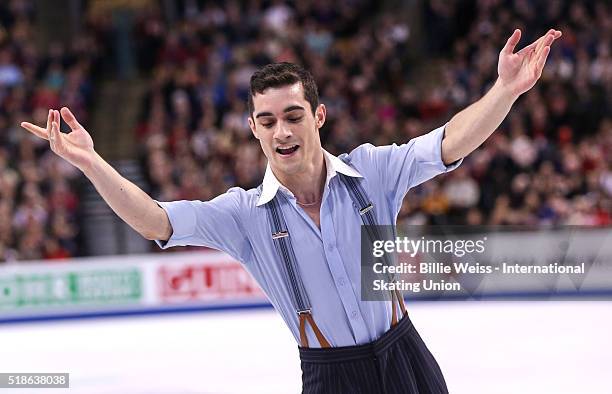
[274,160,303,175]
[279,163,302,175]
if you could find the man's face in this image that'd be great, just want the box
[248,82,326,176]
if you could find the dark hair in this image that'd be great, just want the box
[248,62,319,118]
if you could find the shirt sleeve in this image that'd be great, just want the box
[349,123,462,215]
[153,187,252,262]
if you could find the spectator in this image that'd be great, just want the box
[134,1,610,258]
[0,0,101,262]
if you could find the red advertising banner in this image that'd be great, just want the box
[158,260,265,302]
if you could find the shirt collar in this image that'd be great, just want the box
[256,149,362,206]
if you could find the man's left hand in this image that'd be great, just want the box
[497,28,562,98]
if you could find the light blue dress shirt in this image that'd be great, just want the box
[154,125,461,347]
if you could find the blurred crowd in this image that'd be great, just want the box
[136,0,610,246]
[135,0,386,204]
[1,0,610,262]
[0,0,101,262]
[402,0,611,228]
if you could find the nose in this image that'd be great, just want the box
[273,122,293,141]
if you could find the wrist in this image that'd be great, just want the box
[493,77,521,103]
[81,151,102,178]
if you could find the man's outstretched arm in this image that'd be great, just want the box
[21,108,172,241]
[441,28,562,165]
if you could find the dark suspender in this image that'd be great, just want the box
[337,169,408,327]
[338,153,407,325]
[263,190,330,348]
[260,157,407,348]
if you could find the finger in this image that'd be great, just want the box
[517,39,538,56]
[54,109,60,130]
[531,36,552,65]
[542,32,555,48]
[50,111,62,150]
[53,111,62,133]
[46,109,52,135]
[20,121,49,140]
[48,121,56,151]
[519,30,552,57]
[534,33,553,63]
[535,29,557,53]
[517,29,562,57]
[536,46,551,74]
[503,29,521,54]
[55,110,63,138]
[60,107,82,131]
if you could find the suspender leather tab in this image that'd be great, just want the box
[391,288,407,327]
[299,310,331,348]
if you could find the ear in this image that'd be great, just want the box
[248,116,259,140]
[315,104,326,130]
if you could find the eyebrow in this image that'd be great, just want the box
[255,105,306,119]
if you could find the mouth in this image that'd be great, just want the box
[276,144,300,156]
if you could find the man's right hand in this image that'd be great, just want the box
[21,106,171,241]
[21,107,95,172]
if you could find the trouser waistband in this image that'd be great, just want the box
[298,314,413,363]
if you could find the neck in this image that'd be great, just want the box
[274,151,326,205]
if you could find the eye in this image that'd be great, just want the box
[288,117,303,123]
[261,121,275,129]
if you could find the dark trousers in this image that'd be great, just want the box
[299,315,448,394]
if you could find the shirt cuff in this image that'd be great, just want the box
[153,200,197,249]
[414,123,463,172]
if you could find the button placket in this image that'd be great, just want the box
[321,203,368,342]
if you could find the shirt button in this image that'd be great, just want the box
[328,243,335,251]
[350,310,358,319]
[338,277,346,286]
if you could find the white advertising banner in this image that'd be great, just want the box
[0,250,268,323]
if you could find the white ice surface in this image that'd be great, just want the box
[1,301,611,393]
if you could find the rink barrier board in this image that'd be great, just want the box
[2,290,612,325]
[1,227,611,324]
